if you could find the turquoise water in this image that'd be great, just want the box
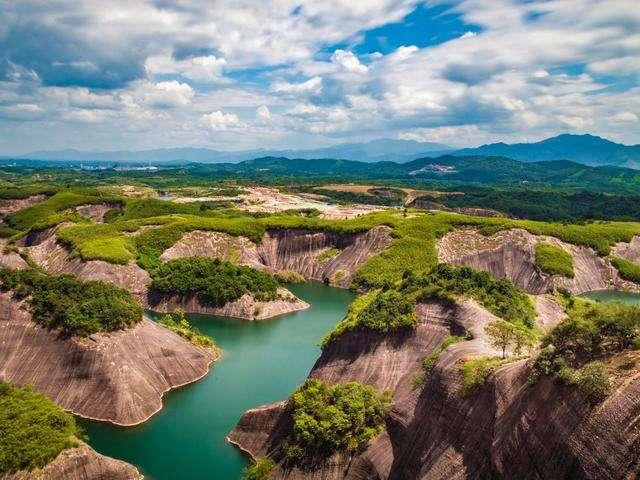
[80,283,354,480]
[581,289,640,305]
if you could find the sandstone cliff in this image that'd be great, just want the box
[0,293,216,426]
[438,228,638,294]
[75,203,113,223]
[160,226,393,288]
[0,239,28,270]
[228,292,640,480]
[3,444,142,480]
[0,195,46,216]
[146,287,309,320]
[612,235,640,264]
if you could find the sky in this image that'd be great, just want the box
[0,0,638,154]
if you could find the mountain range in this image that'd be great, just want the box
[5,134,640,169]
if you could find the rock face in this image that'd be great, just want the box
[147,287,309,320]
[161,226,393,288]
[0,293,216,426]
[612,235,640,264]
[438,228,636,294]
[0,239,28,270]
[75,203,113,223]
[4,444,142,480]
[27,233,151,299]
[254,226,392,288]
[0,195,46,216]
[229,290,640,480]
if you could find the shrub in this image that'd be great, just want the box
[459,356,512,396]
[535,243,574,278]
[316,247,341,265]
[242,458,276,480]
[485,320,536,358]
[285,379,391,462]
[158,309,216,348]
[422,335,466,371]
[0,381,79,475]
[611,257,640,284]
[0,269,142,336]
[151,257,279,307]
[577,362,611,403]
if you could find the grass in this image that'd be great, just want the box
[158,310,217,349]
[0,381,79,475]
[242,458,276,480]
[316,247,341,265]
[611,257,640,283]
[459,356,515,396]
[423,335,467,370]
[535,243,574,277]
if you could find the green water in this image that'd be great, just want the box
[581,289,640,305]
[80,283,354,480]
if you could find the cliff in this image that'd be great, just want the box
[438,228,638,294]
[3,444,142,480]
[229,292,640,480]
[160,226,393,288]
[0,293,216,426]
[0,195,46,216]
[75,203,112,223]
[146,287,309,320]
[0,239,28,269]
[612,235,640,264]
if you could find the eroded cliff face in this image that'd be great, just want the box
[0,293,216,426]
[3,444,142,480]
[438,228,638,294]
[161,226,393,288]
[612,235,640,264]
[27,234,151,299]
[0,239,28,270]
[229,292,640,480]
[75,203,113,223]
[0,195,46,216]
[146,287,309,320]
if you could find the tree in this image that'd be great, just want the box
[485,320,517,358]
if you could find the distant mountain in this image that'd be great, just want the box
[452,134,640,168]
[13,139,450,165]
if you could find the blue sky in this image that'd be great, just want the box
[0,0,638,154]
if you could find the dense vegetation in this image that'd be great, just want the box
[458,356,516,396]
[532,296,640,402]
[152,257,279,307]
[611,257,640,284]
[404,263,536,328]
[242,458,276,480]
[0,381,79,475]
[158,309,216,348]
[283,379,390,463]
[535,243,574,277]
[0,269,142,336]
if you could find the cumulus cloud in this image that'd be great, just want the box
[271,76,323,95]
[331,50,368,74]
[145,55,227,83]
[200,110,246,131]
[142,81,195,108]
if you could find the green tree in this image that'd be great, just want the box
[485,320,517,358]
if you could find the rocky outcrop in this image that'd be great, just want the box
[230,290,640,480]
[0,195,46,216]
[147,287,309,320]
[438,228,636,294]
[0,239,28,269]
[160,226,392,288]
[27,234,151,298]
[0,293,216,426]
[4,444,142,480]
[612,235,640,264]
[75,203,113,223]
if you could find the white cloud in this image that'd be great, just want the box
[331,50,368,74]
[271,76,323,95]
[145,55,227,83]
[256,105,272,121]
[142,81,195,108]
[200,110,246,131]
[610,111,639,123]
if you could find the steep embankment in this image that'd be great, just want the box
[147,287,309,321]
[162,226,392,288]
[4,444,142,480]
[0,239,27,270]
[0,195,47,216]
[612,235,640,264]
[437,228,637,294]
[0,293,216,426]
[75,203,113,223]
[230,281,640,480]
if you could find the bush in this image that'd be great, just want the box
[322,289,418,345]
[158,309,216,348]
[611,257,640,284]
[422,335,466,371]
[459,356,512,396]
[0,269,142,336]
[242,458,276,480]
[284,379,391,462]
[577,362,611,403]
[535,243,574,278]
[151,257,279,307]
[0,381,79,475]
[406,263,536,328]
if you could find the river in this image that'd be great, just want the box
[80,283,354,480]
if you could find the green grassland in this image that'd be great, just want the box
[0,381,80,475]
[535,243,575,277]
